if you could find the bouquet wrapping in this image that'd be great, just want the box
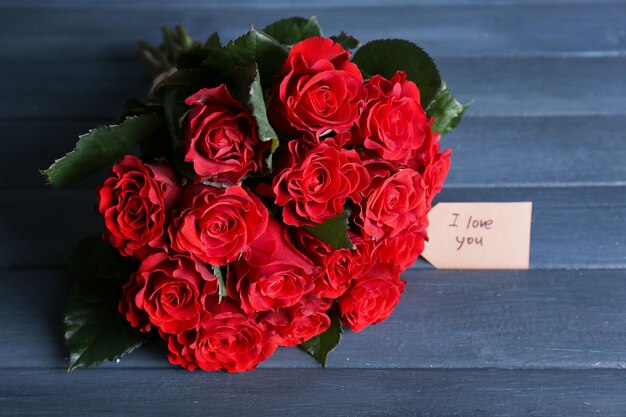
[43,17,467,372]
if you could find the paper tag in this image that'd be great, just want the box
[421,202,532,269]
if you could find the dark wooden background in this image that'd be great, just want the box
[2,0,626,415]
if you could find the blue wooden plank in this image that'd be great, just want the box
[437,56,626,117]
[0,1,623,415]
[0,186,623,269]
[0,120,109,189]
[1,4,625,59]
[2,55,625,119]
[3,0,624,7]
[0,6,626,119]
[2,368,625,417]
[444,116,626,188]
[5,115,626,189]
[2,269,626,370]
[429,186,626,270]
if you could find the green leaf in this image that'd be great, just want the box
[263,16,322,45]
[211,265,228,302]
[176,46,212,70]
[160,32,221,71]
[120,98,157,118]
[64,237,146,372]
[139,121,173,162]
[229,64,279,153]
[248,69,278,148]
[42,114,164,189]
[65,280,148,372]
[303,211,355,250]
[330,31,361,49]
[149,68,218,99]
[427,84,470,135]
[157,87,197,180]
[139,25,199,77]
[205,32,222,49]
[148,69,221,178]
[352,39,443,108]
[138,40,168,77]
[177,33,224,71]
[203,27,289,87]
[299,305,342,368]
[161,82,191,147]
[66,236,138,282]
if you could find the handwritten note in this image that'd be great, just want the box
[421,202,532,269]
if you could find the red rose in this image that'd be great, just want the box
[407,120,442,173]
[269,37,365,137]
[375,224,427,272]
[353,71,428,164]
[261,295,332,347]
[293,229,374,298]
[273,140,369,226]
[229,219,318,313]
[339,262,405,332]
[162,297,277,373]
[360,168,428,240]
[169,185,268,266]
[119,252,217,334]
[183,85,266,184]
[358,158,397,190]
[161,329,197,371]
[422,149,451,205]
[97,155,181,259]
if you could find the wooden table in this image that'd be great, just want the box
[2,0,626,415]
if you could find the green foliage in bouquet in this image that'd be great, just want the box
[64,237,146,372]
[42,17,467,371]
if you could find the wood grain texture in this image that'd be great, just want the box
[4,0,625,8]
[443,116,626,188]
[3,269,626,370]
[1,186,623,269]
[7,115,626,189]
[2,368,626,417]
[2,5,626,120]
[2,3,625,59]
[2,0,626,415]
[3,55,626,120]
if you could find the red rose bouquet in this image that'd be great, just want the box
[43,17,467,372]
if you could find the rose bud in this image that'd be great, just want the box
[268,37,365,138]
[119,252,217,334]
[97,155,181,259]
[169,184,268,266]
[339,262,406,332]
